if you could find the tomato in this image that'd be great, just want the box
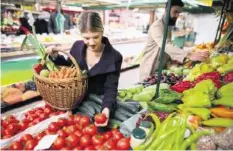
[10,141,23,150]
[115,138,130,150]
[92,134,105,145]
[102,131,112,140]
[73,146,83,150]
[57,129,68,138]
[20,134,33,143]
[3,135,12,139]
[44,107,52,115]
[66,134,80,148]
[66,125,77,134]
[60,147,71,150]
[7,115,17,123]
[48,122,59,132]
[39,113,48,121]
[52,137,66,150]
[24,139,37,150]
[80,116,91,127]
[19,121,28,131]
[111,128,119,135]
[3,129,13,136]
[112,132,123,141]
[34,132,45,141]
[2,120,8,128]
[80,135,92,147]
[35,110,43,117]
[73,114,82,124]
[32,118,41,125]
[74,130,83,138]
[57,118,68,126]
[44,129,54,135]
[94,113,107,124]
[67,115,75,126]
[85,124,98,136]
[22,119,30,124]
[8,123,20,134]
[103,138,117,150]
[84,146,96,150]
[95,144,103,150]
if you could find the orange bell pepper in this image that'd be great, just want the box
[210,107,233,119]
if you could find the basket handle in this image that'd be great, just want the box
[43,49,81,76]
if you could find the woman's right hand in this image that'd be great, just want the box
[187,51,209,61]
[46,45,61,58]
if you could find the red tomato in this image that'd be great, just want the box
[35,110,43,117]
[3,135,12,139]
[57,129,68,138]
[66,125,77,134]
[32,118,41,125]
[92,134,105,145]
[95,144,103,150]
[57,118,68,126]
[19,121,28,131]
[3,129,13,136]
[73,146,83,150]
[74,130,83,138]
[34,132,45,141]
[84,146,96,150]
[10,141,23,150]
[103,138,117,150]
[7,115,17,123]
[67,115,75,126]
[76,124,83,131]
[102,131,112,140]
[66,134,80,148]
[48,122,59,133]
[44,107,52,115]
[20,134,33,143]
[22,119,30,124]
[60,147,71,150]
[39,113,48,121]
[94,113,107,124]
[2,120,8,128]
[85,124,98,136]
[80,135,92,147]
[52,137,66,150]
[8,123,20,134]
[80,116,91,127]
[24,139,37,150]
[115,138,130,150]
[44,129,53,135]
[113,132,123,141]
[111,128,119,135]
[74,114,82,124]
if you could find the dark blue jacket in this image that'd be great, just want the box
[52,37,123,112]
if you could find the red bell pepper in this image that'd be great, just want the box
[33,64,43,74]
[194,72,221,88]
[223,71,233,84]
[170,81,193,93]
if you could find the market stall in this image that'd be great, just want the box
[1,0,233,150]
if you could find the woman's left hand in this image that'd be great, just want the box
[94,107,110,127]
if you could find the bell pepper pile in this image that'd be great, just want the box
[170,81,193,93]
[194,72,221,88]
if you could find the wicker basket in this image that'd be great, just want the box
[34,50,88,110]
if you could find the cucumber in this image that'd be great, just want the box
[115,108,134,118]
[82,101,96,115]
[77,106,94,118]
[88,94,102,105]
[113,111,130,122]
[85,100,102,113]
[117,100,139,114]
[125,99,141,108]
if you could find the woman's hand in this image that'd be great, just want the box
[187,51,209,61]
[46,45,62,58]
[94,107,110,127]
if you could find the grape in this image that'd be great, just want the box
[25,81,37,91]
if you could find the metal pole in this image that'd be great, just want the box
[214,0,227,44]
[155,0,172,98]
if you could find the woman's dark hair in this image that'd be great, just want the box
[78,12,104,33]
[166,0,184,8]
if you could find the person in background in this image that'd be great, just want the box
[46,12,123,127]
[16,17,32,35]
[139,0,209,81]
[48,3,72,34]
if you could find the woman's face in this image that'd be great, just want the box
[82,31,103,52]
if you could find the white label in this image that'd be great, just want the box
[34,135,58,151]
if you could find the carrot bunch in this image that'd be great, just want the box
[48,67,77,79]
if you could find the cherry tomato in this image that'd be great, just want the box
[94,113,107,124]
[52,137,66,150]
[74,130,83,138]
[92,134,105,146]
[19,121,28,131]
[66,134,80,148]
[20,134,33,144]
[34,132,45,141]
[2,120,8,128]
[80,116,91,127]
[115,138,130,150]
[10,141,23,150]
[48,122,59,133]
[8,123,20,134]
[3,129,13,136]
[113,132,124,141]
[80,135,92,147]
[84,146,96,150]
[57,118,68,127]
[85,124,98,136]
[102,131,112,140]
[24,139,37,150]
[39,113,48,121]
[57,129,68,138]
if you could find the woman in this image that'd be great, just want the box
[16,17,32,35]
[47,12,123,127]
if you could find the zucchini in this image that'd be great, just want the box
[117,101,139,114]
[125,99,141,108]
[77,106,94,118]
[88,94,102,105]
[81,101,95,115]
[85,100,102,113]
[115,108,134,118]
[114,110,130,122]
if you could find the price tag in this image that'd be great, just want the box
[34,135,58,151]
